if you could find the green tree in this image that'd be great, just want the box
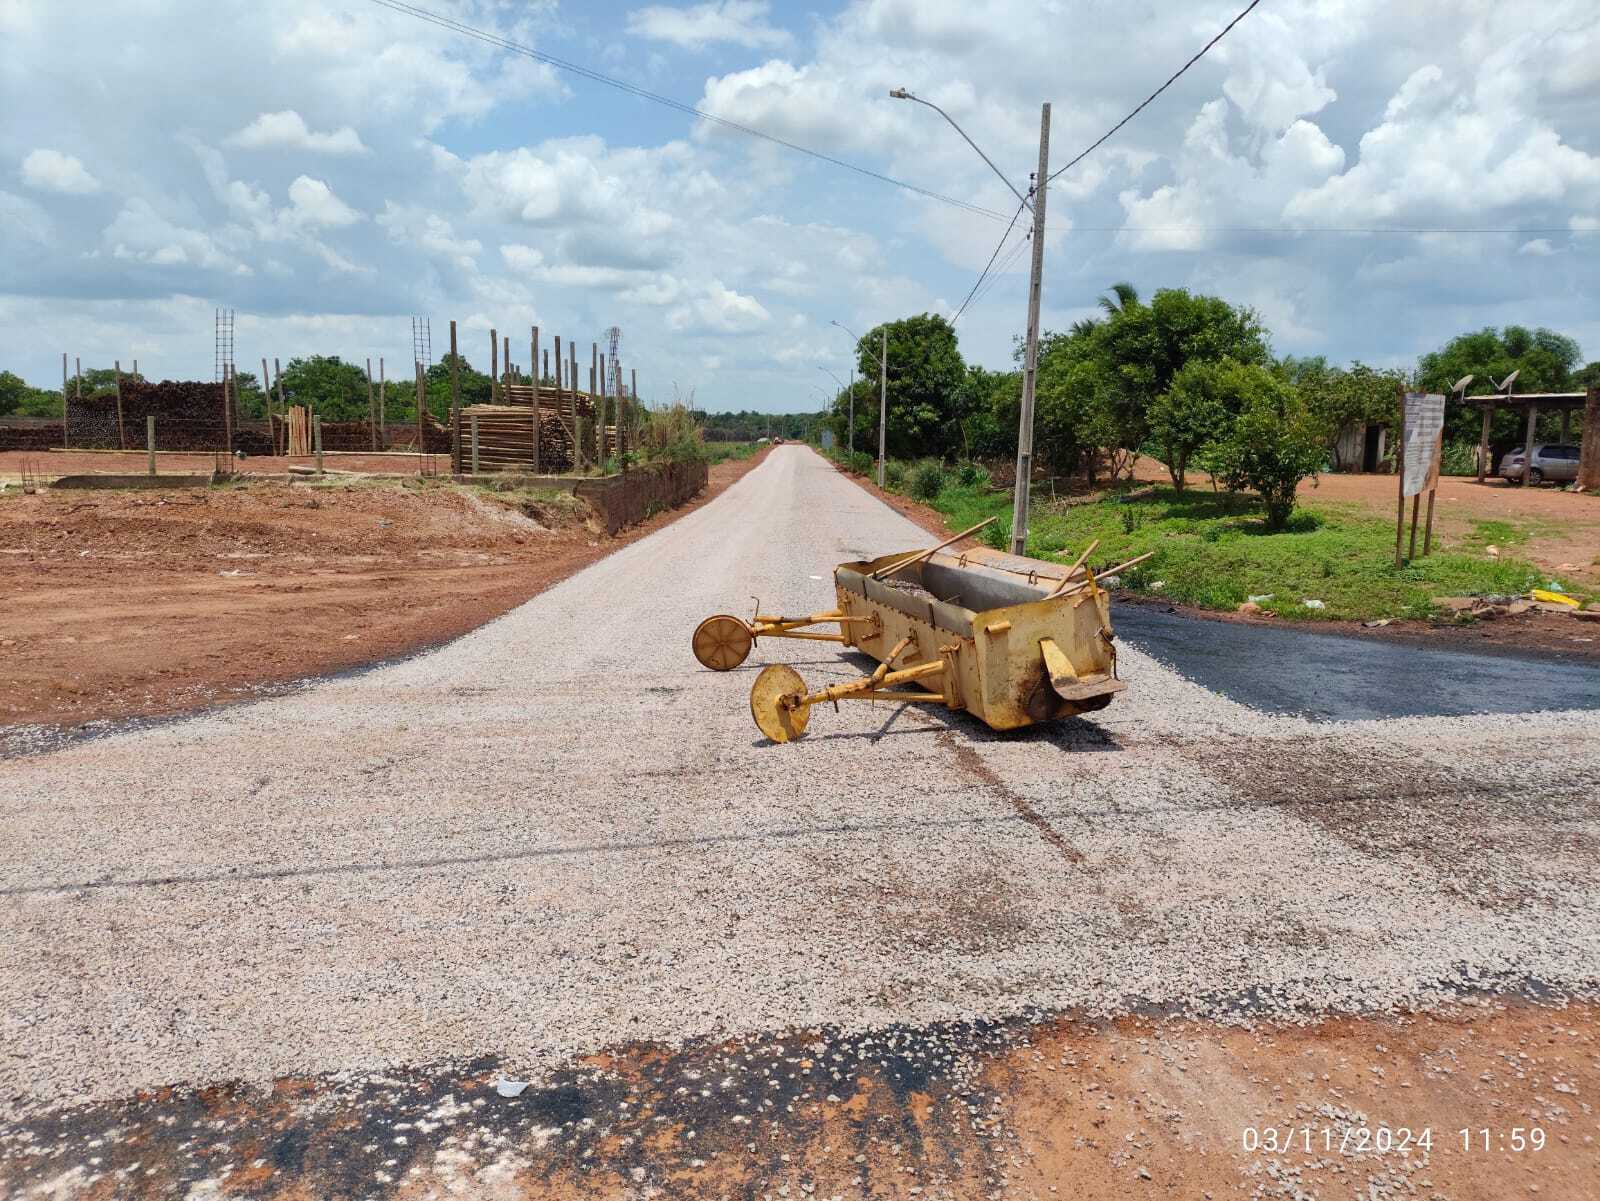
[277,356,371,421]
[1147,359,1237,491]
[1418,325,1583,448]
[853,313,967,460]
[0,370,28,416]
[1207,363,1327,530]
[1034,283,1269,480]
[1292,360,1406,470]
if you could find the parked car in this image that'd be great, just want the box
[1499,443,1581,484]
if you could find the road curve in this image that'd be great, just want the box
[3,444,1598,1114]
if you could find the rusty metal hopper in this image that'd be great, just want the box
[694,519,1144,742]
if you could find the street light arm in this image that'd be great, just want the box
[891,87,1033,214]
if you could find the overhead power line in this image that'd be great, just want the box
[365,0,1008,221]
[952,196,1031,325]
[1047,0,1262,186]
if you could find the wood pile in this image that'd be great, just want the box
[461,405,576,471]
[285,406,311,456]
[66,379,228,450]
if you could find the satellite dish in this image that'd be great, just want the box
[1494,369,1520,393]
[1451,374,1474,394]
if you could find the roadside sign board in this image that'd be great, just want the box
[1402,392,1445,497]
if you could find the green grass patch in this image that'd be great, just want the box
[703,440,760,465]
[914,480,1577,621]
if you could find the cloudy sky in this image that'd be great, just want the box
[3,0,1597,410]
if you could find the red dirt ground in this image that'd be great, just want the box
[0,448,770,732]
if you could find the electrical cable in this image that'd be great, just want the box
[1046,0,1261,186]
[365,0,1008,221]
[951,195,1031,325]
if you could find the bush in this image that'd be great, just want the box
[1206,366,1327,530]
[884,460,907,490]
[1440,439,1480,477]
[846,450,874,476]
[981,516,1012,549]
[639,403,706,464]
[910,462,946,500]
[956,460,990,487]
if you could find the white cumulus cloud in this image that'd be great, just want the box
[225,110,368,155]
[20,148,100,194]
[626,0,790,49]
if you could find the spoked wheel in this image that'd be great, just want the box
[693,614,754,670]
[750,664,810,743]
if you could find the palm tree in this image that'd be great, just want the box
[1069,317,1100,338]
[1097,281,1140,316]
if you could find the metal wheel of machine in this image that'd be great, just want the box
[693,614,754,670]
[751,664,810,743]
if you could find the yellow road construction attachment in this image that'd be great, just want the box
[695,519,1147,742]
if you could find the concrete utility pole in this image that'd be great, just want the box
[1010,102,1050,557]
[878,328,887,488]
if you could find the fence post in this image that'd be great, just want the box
[114,360,126,450]
[531,325,540,474]
[470,413,480,474]
[223,363,234,457]
[379,356,387,449]
[147,416,156,476]
[314,414,324,476]
[61,352,70,447]
[273,357,285,457]
[489,328,499,404]
[366,357,377,451]
[449,320,461,474]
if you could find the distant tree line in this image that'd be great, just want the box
[820,291,1598,530]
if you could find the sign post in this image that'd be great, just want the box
[1396,390,1445,564]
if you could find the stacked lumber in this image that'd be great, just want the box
[461,404,576,471]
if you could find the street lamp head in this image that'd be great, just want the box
[889,87,910,99]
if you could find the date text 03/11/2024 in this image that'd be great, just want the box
[1241,1127,1547,1154]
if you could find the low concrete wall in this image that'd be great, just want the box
[574,460,708,535]
[51,473,217,490]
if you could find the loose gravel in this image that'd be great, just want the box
[2,445,1598,1116]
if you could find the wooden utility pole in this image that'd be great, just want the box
[531,326,541,473]
[261,357,272,453]
[503,334,511,388]
[61,353,69,447]
[449,320,461,473]
[223,362,234,456]
[1394,387,1407,567]
[366,357,377,450]
[489,328,499,404]
[114,360,126,449]
[415,360,427,457]
[274,357,285,457]
[1009,101,1051,557]
[378,357,387,448]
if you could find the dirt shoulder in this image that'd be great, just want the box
[3,999,1592,1199]
[828,461,1600,663]
[0,448,770,734]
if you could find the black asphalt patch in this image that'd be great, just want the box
[1114,605,1600,720]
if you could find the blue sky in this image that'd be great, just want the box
[3,0,1597,410]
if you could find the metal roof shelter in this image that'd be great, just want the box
[1461,386,1597,487]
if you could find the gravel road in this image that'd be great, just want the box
[3,444,1598,1116]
